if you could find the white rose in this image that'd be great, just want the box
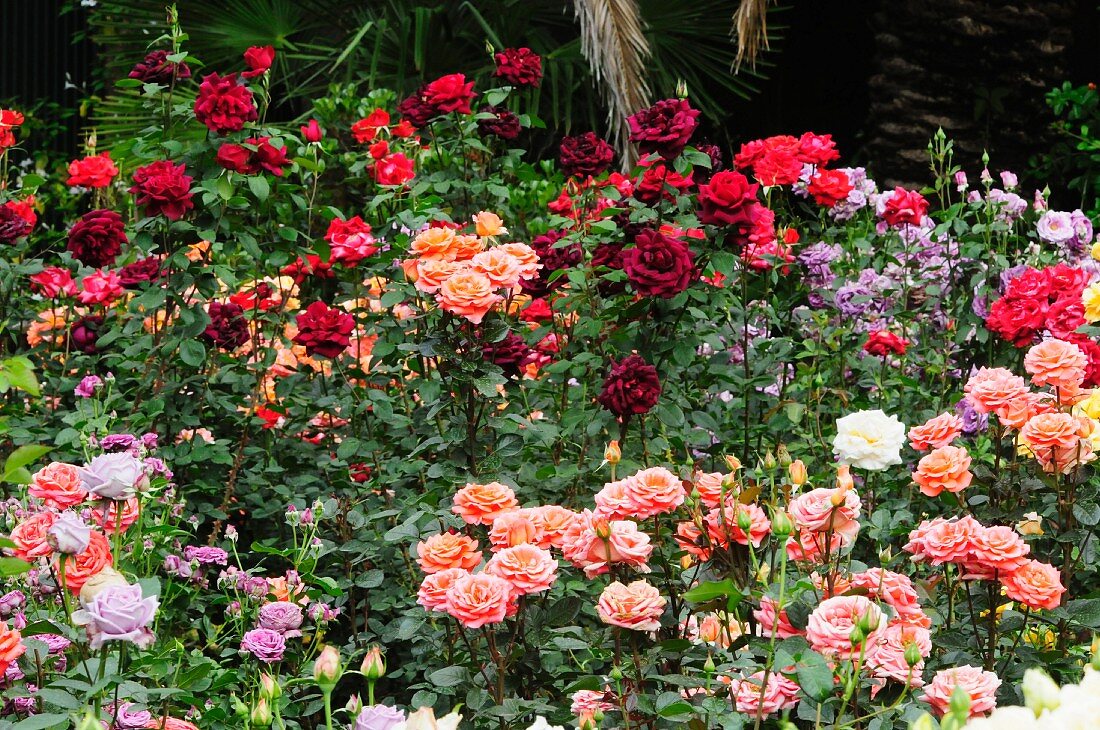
[1023,668,1061,714]
[526,719,564,730]
[832,409,905,471]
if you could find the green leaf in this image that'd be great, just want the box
[11,713,72,729]
[4,444,52,479]
[427,666,468,687]
[0,557,32,576]
[0,356,39,395]
[795,651,835,701]
[179,339,207,367]
[247,175,270,202]
[682,579,736,603]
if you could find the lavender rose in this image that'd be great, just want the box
[106,702,153,730]
[258,601,304,638]
[81,452,148,500]
[72,583,158,649]
[241,628,286,663]
[355,704,406,730]
[47,511,91,555]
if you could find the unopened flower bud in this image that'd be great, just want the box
[345,693,363,716]
[609,665,624,681]
[259,672,281,700]
[849,626,865,645]
[703,654,716,673]
[762,451,777,471]
[232,694,249,719]
[604,441,621,465]
[361,645,386,680]
[592,708,605,724]
[680,555,694,570]
[1022,668,1061,714]
[313,645,342,690]
[776,445,792,468]
[909,714,935,730]
[835,464,854,492]
[724,455,742,472]
[788,459,807,487]
[756,563,770,584]
[251,698,273,727]
[771,509,793,537]
[857,610,880,635]
[736,507,753,532]
[904,643,922,668]
[948,684,971,718]
[675,79,689,99]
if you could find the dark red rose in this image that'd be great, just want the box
[863,330,909,357]
[597,354,661,418]
[1067,334,1100,387]
[559,132,614,178]
[697,170,759,227]
[797,132,840,166]
[476,105,521,140]
[807,169,853,207]
[693,143,724,183]
[350,463,372,483]
[622,228,696,298]
[0,204,31,245]
[67,209,127,268]
[634,160,693,206]
[423,73,476,115]
[203,302,250,350]
[130,161,194,221]
[483,332,535,376]
[627,98,700,160]
[592,240,627,295]
[241,45,275,79]
[69,315,104,354]
[217,137,290,176]
[1046,296,1087,339]
[1005,268,1050,299]
[493,48,542,87]
[128,50,191,85]
[118,257,162,290]
[293,301,355,359]
[397,86,435,128]
[1043,263,1090,295]
[251,137,290,176]
[520,230,582,298]
[881,187,928,227]
[193,72,258,135]
[216,142,255,174]
[985,295,1047,347]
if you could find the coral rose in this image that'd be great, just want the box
[416,532,482,574]
[805,595,884,660]
[414,259,461,294]
[470,249,522,289]
[1024,338,1088,390]
[484,544,557,595]
[67,152,118,188]
[921,665,1000,717]
[692,471,734,509]
[596,580,665,631]
[866,623,930,686]
[754,596,802,639]
[444,572,512,628]
[912,445,973,497]
[0,621,25,678]
[1001,560,1065,611]
[410,227,457,260]
[487,510,545,550]
[613,466,686,519]
[560,511,653,578]
[908,412,963,451]
[729,670,800,716]
[10,511,58,560]
[437,270,501,324]
[705,502,772,548]
[529,505,578,549]
[452,482,519,525]
[60,530,113,594]
[964,367,1029,415]
[417,568,469,611]
[788,487,861,534]
[971,525,1029,574]
[1020,412,1087,452]
[30,462,87,509]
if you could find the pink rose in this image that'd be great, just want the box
[805,595,884,660]
[921,665,1000,717]
[729,670,800,717]
[596,580,665,631]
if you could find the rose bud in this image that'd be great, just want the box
[313,644,342,689]
[788,459,807,487]
[603,440,621,465]
[361,645,386,680]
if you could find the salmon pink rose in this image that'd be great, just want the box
[469,249,522,289]
[444,572,511,628]
[487,510,545,550]
[451,482,518,525]
[867,623,931,686]
[805,595,884,660]
[10,511,58,560]
[964,367,1029,415]
[596,580,665,631]
[417,568,468,612]
[921,665,1000,717]
[704,502,771,548]
[484,544,557,595]
[754,596,802,639]
[0,621,24,678]
[437,270,501,325]
[497,243,541,280]
[1001,560,1065,610]
[560,510,653,578]
[692,471,733,508]
[614,466,686,519]
[971,525,1030,574]
[30,462,87,508]
[729,670,800,716]
[528,505,578,549]
[907,412,963,451]
[60,530,113,594]
[912,445,973,497]
[414,259,461,294]
[416,532,482,574]
[788,486,861,534]
[1024,338,1088,389]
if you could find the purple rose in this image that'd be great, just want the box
[72,583,158,649]
[955,397,989,435]
[258,601,304,638]
[183,546,228,566]
[74,375,102,398]
[106,701,153,729]
[81,452,148,500]
[28,633,71,655]
[355,705,406,730]
[47,511,91,555]
[163,555,194,580]
[241,628,286,663]
[99,434,138,453]
[0,591,25,617]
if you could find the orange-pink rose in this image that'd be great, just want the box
[596,580,665,632]
[1001,559,1065,610]
[964,367,1029,415]
[416,532,483,574]
[907,412,962,452]
[484,543,558,594]
[921,665,1000,717]
[417,568,469,611]
[444,572,513,628]
[452,481,519,525]
[805,595,884,660]
[9,512,57,560]
[912,445,972,497]
[1024,338,1087,390]
[29,462,87,508]
[436,270,501,324]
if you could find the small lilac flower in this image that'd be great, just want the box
[1036,210,1074,243]
[106,701,153,729]
[71,583,158,649]
[163,555,194,580]
[954,171,968,192]
[0,591,25,617]
[240,628,286,664]
[100,434,137,452]
[955,397,989,435]
[140,433,159,450]
[74,375,102,398]
[1000,170,1018,189]
[355,704,406,730]
[182,546,228,566]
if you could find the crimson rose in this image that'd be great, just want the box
[598,354,662,418]
[130,161,194,221]
[627,98,700,159]
[193,73,258,135]
[622,228,696,298]
[67,210,127,268]
[293,301,354,358]
[559,132,614,178]
[493,48,542,87]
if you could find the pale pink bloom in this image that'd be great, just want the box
[417,568,469,612]
[596,580,665,632]
[560,510,653,578]
[921,665,1001,717]
[754,596,802,639]
[729,670,800,717]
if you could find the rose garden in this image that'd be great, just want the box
[1,4,1100,729]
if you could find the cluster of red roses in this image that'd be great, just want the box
[349,108,417,186]
[985,264,1100,384]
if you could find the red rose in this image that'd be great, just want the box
[797,132,840,166]
[598,354,661,418]
[219,137,290,176]
[300,119,324,143]
[282,255,334,284]
[118,257,162,289]
[985,295,1047,347]
[130,161,194,221]
[1043,263,1090,295]
[423,73,476,115]
[807,169,853,207]
[373,153,415,186]
[864,330,909,357]
[5,198,35,227]
[520,298,553,323]
[352,109,390,143]
[1067,334,1100,387]
[30,267,77,298]
[476,105,520,140]
[66,152,118,188]
[1046,296,1086,339]
[753,149,802,187]
[493,47,543,87]
[216,143,255,174]
[733,139,767,170]
[128,50,191,85]
[241,45,275,79]
[633,160,693,206]
[396,87,435,128]
[0,204,31,245]
[697,170,760,226]
[203,302,250,350]
[627,98,700,160]
[369,141,389,159]
[67,209,128,268]
[325,216,378,266]
[1005,268,1050,300]
[293,301,355,359]
[622,228,696,298]
[193,73,258,135]
[881,187,928,227]
[559,132,614,178]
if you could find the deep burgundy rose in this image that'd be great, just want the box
[697,170,759,227]
[0,204,31,245]
[627,98,700,159]
[128,50,191,85]
[130,161,194,221]
[520,230,582,298]
[397,86,435,128]
[493,48,543,87]
[985,294,1047,347]
[423,73,476,115]
[204,302,250,350]
[476,105,521,140]
[67,210,127,268]
[694,143,724,183]
[622,228,696,298]
[69,315,104,354]
[597,354,661,418]
[559,132,614,178]
[592,240,626,295]
[118,257,162,290]
[881,187,928,227]
[293,301,355,358]
[193,72,258,135]
[482,333,534,376]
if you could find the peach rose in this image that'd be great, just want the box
[907,412,963,451]
[1033,435,1096,474]
[971,525,1029,574]
[675,520,710,560]
[596,580,665,632]
[484,543,557,595]
[10,511,58,561]
[444,572,512,628]
[754,595,802,639]
[729,670,800,716]
[416,532,483,574]
[692,471,733,508]
[417,568,469,611]
[805,595,884,660]
[436,270,501,324]
[29,462,87,509]
[788,487,861,534]
[615,467,686,519]
[487,510,545,550]
[1024,338,1087,390]
[592,479,635,520]
[470,249,522,289]
[964,367,1029,415]
[696,612,746,649]
[498,243,542,280]
[60,530,113,594]
[452,481,519,525]
[995,391,1051,430]
[921,665,1000,717]
[867,622,930,686]
[560,510,653,578]
[1020,412,1088,452]
[705,502,771,548]
[528,505,578,549]
[912,445,972,497]
[903,515,980,565]
[474,211,508,237]
[449,234,485,261]
[848,569,926,625]
[414,259,462,294]
[89,497,141,534]
[410,227,456,260]
[0,621,25,678]
[1001,559,1065,610]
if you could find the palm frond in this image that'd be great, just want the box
[731,0,775,71]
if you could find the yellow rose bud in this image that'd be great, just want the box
[788,459,807,486]
[724,455,742,472]
[604,440,621,465]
